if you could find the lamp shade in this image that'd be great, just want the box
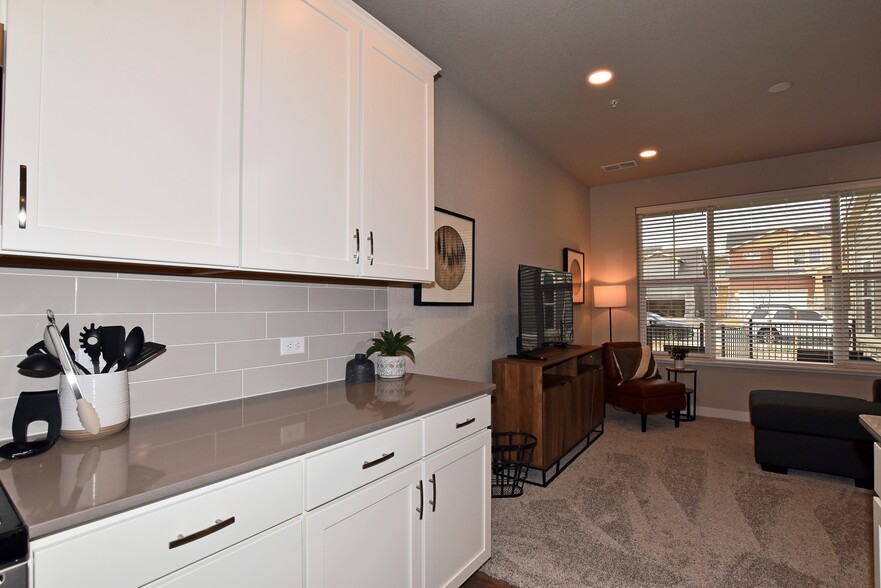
[593,284,627,308]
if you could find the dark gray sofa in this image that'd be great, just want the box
[749,380,881,488]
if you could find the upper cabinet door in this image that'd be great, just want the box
[361,28,436,282]
[241,0,361,276]
[2,0,243,267]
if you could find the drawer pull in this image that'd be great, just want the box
[367,230,375,265]
[416,480,423,520]
[169,516,236,549]
[455,417,476,429]
[429,473,437,512]
[362,451,395,469]
[353,228,360,263]
[18,165,27,228]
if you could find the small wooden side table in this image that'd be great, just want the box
[665,367,697,422]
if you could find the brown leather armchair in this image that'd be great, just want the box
[602,342,686,432]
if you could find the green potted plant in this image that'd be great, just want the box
[366,330,415,380]
[669,346,689,369]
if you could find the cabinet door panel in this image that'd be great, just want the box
[2,0,242,267]
[241,0,360,275]
[304,463,422,587]
[424,430,491,588]
[361,29,435,281]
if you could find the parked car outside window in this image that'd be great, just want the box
[745,304,832,344]
[646,311,693,341]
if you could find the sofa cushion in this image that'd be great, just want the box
[749,389,881,442]
[612,344,658,383]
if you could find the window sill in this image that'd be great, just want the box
[655,356,881,377]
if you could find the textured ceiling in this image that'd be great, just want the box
[352,0,881,187]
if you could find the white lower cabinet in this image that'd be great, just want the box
[423,430,491,588]
[28,395,490,588]
[29,460,303,587]
[304,463,424,587]
[146,518,302,588]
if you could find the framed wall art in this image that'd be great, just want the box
[564,248,585,304]
[414,208,475,306]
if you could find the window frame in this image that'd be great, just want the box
[636,178,881,369]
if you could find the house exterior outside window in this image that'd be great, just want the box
[637,179,881,366]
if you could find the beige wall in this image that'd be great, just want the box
[590,140,881,419]
[388,80,592,383]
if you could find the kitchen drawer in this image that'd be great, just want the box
[423,395,491,456]
[305,420,422,510]
[31,459,302,588]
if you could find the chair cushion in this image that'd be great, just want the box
[616,377,685,399]
[612,344,658,382]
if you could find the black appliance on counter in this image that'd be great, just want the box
[0,481,28,587]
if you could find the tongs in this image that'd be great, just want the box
[46,310,100,435]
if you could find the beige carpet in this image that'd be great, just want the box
[482,407,874,587]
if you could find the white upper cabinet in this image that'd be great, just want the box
[241,0,361,276]
[241,0,438,281]
[2,0,243,267]
[360,28,436,281]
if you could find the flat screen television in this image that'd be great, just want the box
[516,264,575,356]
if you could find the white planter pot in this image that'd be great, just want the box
[673,359,685,370]
[376,355,406,380]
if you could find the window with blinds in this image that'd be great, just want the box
[637,180,881,366]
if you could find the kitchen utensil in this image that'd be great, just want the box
[101,355,129,373]
[79,323,102,375]
[16,353,62,377]
[43,322,90,375]
[0,390,62,459]
[46,310,100,435]
[127,341,166,370]
[26,339,46,356]
[98,326,126,368]
[123,327,144,369]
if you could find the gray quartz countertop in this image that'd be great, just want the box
[860,414,881,443]
[0,374,493,539]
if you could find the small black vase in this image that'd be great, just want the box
[345,353,375,384]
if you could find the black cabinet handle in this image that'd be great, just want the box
[416,480,423,520]
[18,165,27,229]
[353,228,360,262]
[455,417,476,429]
[429,473,437,512]
[169,516,235,549]
[362,451,395,469]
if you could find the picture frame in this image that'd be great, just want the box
[414,208,475,306]
[563,248,585,304]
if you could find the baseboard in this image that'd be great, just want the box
[697,407,750,422]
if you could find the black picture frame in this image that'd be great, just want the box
[564,248,585,304]
[414,208,475,306]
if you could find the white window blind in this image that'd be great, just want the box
[637,180,881,366]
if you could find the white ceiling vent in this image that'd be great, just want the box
[601,160,638,172]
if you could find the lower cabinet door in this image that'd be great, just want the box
[874,496,881,588]
[423,429,491,588]
[146,517,302,587]
[304,462,423,588]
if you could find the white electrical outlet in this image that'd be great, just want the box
[280,336,305,356]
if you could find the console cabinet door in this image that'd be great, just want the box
[2,0,242,267]
[241,0,360,276]
[304,463,423,587]
[360,28,435,282]
[423,430,491,588]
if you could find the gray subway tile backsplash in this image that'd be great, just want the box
[0,267,387,435]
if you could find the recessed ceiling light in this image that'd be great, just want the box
[587,69,613,85]
[768,81,793,94]
[640,149,658,158]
